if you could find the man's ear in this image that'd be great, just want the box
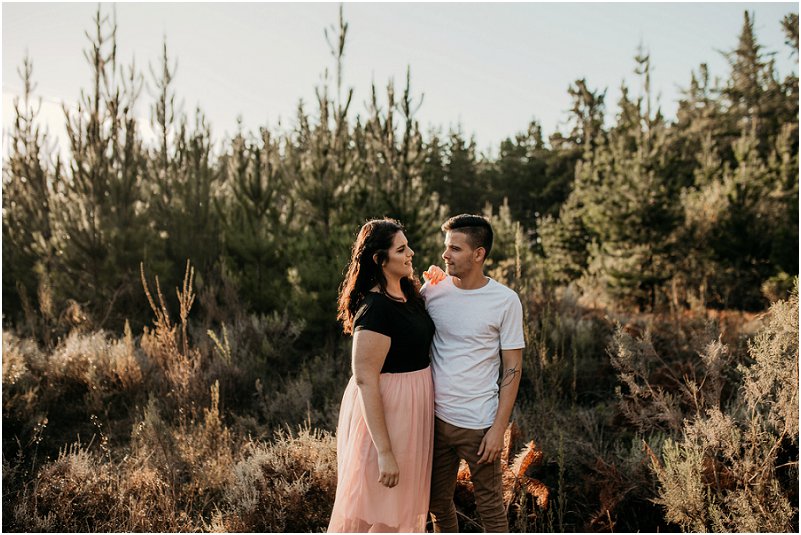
[474,246,487,263]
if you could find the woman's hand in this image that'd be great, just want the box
[377,451,400,488]
[422,264,446,285]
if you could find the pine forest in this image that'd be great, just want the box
[2,6,799,532]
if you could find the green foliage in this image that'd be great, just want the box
[146,39,222,299]
[565,51,680,310]
[2,6,798,532]
[2,55,61,342]
[50,8,157,330]
[426,127,485,215]
[3,8,797,331]
[218,128,293,313]
[360,69,447,270]
[484,120,579,234]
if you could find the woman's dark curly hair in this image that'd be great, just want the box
[337,218,422,334]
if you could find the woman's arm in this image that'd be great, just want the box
[352,329,399,488]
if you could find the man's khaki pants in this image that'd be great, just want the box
[429,417,508,533]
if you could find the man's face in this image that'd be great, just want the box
[442,230,479,278]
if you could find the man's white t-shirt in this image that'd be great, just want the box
[421,275,525,429]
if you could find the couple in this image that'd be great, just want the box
[328,214,525,533]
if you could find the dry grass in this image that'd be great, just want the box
[3,266,797,532]
[219,424,337,532]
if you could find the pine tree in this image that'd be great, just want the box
[567,78,607,154]
[721,11,787,160]
[361,68,446,270]
[53,7,153,328]
[490,119,578,232]
[708,125,786,308]
[516,81,606,285]
[482,199,537,294]
[421,129,447,210]
[217,126,293,313]
[575,49,680,310]
[283,5,362,346]
[147,39,221,291]
[2,55,61,335]
[538,193,592,285]
[440,127,485,214]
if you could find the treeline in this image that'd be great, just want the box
[3,7,798,344]
[2,7,799,532]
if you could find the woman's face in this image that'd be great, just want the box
[381,231,415,280]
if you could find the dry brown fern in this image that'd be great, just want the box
[454,422,550,517]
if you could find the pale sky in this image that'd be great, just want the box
[2,2,798,158]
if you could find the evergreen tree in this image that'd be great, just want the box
[482,199,537,294]
[53,7,153,328]
[575,50,680,310]
[538,193,592,285]
[421,128,450,211]
[2,55,61,336]
[670,64,727,192]
[489,119,578,232]
[721,12,788,161]
[284,6,362,346]
[674,12,800,308]
[781,13,799,51]
[146,40,221,293]
[567,78,607,154]
[440,127,485,214]
[217,126,293,313]
[707,125,791,308]
[361,69,446,270]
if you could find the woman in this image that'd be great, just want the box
[328,218,436,533]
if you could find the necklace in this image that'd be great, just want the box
[382,290,407,303]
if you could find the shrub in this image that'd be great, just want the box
[7,444,189,532]
[220,424,337,532]
[645,283,799,532]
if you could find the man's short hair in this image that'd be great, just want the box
[442,214,493,257]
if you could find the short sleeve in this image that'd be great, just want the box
[500,293,525,350]
[353,295,392,337]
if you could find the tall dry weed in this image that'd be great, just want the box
[140,260,201,405]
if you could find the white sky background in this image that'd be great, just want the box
[2,2,799,159]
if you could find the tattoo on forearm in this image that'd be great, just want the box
[500,366,520,388]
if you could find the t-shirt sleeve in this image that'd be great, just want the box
[500,293,525,350]
[353,296,392,337]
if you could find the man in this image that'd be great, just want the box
[421,214,525,533]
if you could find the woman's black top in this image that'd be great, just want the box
[353,292,435,374]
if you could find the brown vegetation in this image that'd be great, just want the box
[3,266,798,532]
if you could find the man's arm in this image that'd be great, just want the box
[476,347,523,464]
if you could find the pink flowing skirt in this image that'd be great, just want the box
[328,366,434,533]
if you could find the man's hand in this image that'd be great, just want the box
[423,264,446,285]
[476,424,505,465]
